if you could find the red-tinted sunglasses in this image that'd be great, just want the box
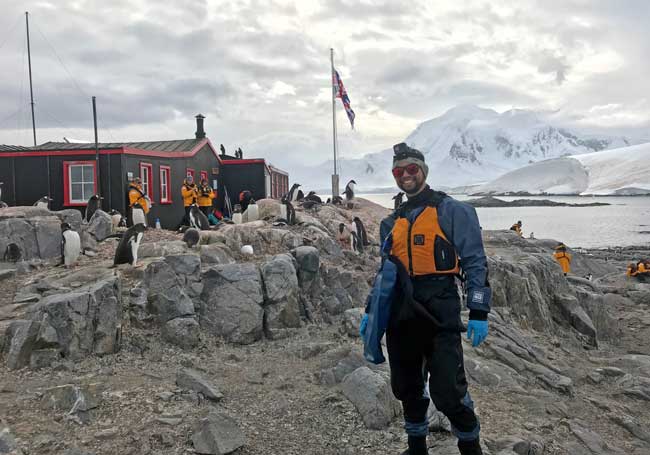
[392,163,420,178]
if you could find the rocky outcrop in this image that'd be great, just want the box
[85,210,112,242]
[200,264,265,344]
[260,254,301,339]
[2,270,122,369]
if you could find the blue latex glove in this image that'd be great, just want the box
[359,314,369,338]
[467,320,488,347]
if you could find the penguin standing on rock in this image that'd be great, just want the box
[84,194,103,223]
[352,217,370,247]
[336,223,352,249]
[114,223,145,267]
[60,222,81,268]
[280,199,296,225]
[34,196,53,209]
[286,183,302,202]
[188,204,210,230]
[344,180,356,201]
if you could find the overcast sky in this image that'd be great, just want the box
[0,0,649,168]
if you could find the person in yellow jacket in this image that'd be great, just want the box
[627,262,638,277]
[553,243,572,276]
[180,175,199,223]
[127,177,150,225]
[197,178,216,216]
[509,220,523,236]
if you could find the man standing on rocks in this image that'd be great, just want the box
[365,143,491,455]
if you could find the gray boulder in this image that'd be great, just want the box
[27,277,122,359]
[192,411,245,454]
[341,366,400,430]
[292,246,320,292]
[3,320,40,370]
[200,264,264,344]
[138,240,187,258]
[162,318,200,349]
[86,210,112,241]
[148,284,195,324]
[554,294,597,346]
[200,244,235,265]
[176,368,223,401]
[41,383,103,423]
[260,254,301,339]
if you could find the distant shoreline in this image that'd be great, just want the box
[465,196,610,208]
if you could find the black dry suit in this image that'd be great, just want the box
[371,187,491,445]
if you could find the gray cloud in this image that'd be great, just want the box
[0,0,648,165]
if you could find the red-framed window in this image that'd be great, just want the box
[186,168,195,181]
[140,162,153,199]
[63,160,97,206]
[199,170,208,183]
[160,165,172,204]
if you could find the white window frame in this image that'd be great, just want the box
[160,165,171,203]
[68,163,96,204]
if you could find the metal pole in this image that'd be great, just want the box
[92,96,101,205]
[330,48,339,198]
[25,12,36,146]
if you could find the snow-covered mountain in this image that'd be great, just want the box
[473,142,650,195]
[292,105,642,191]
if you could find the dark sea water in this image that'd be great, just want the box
[360,193,650,249]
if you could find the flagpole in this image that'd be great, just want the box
[330,48,339,198]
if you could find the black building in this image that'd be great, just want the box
[0,116,289,228]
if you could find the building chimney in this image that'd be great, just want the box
[195,114,206,139]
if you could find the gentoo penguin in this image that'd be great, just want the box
[392,192,404,210]
[352,217,370,247]
[281,199,296,225]
[350,231,362,253]
[34,196,52,209]
[3,243,21,262]
[84,194,103,223]
[114,223,145,267]
[183,227,200,248]
[60,222,81,268]
[304,191,322,203]
[331,196,343,205]
[109,209,125,230]
[336,223,352,249]
[344,180,356,201]
[301,200,319,211]
[188,204,210,230]
[286,183,301,202]
[131,202,146,227]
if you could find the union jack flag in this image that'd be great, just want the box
[333,69,355,129]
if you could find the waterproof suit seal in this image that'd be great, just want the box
[368,186,490,446]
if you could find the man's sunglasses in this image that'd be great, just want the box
[392,163,420,178]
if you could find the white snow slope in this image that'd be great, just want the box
[292,105,639,191]
[474,142,650,195]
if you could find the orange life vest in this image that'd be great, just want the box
[390,206,460,276]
